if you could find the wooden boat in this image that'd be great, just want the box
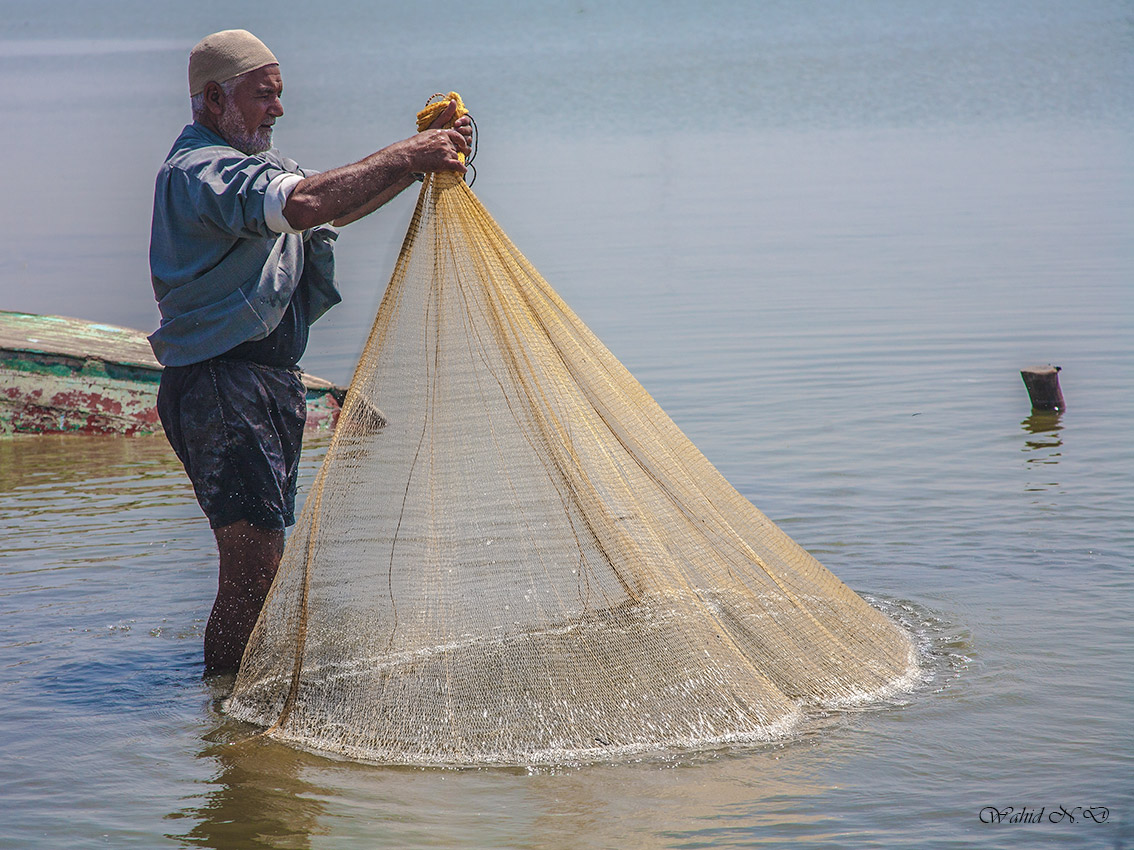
[0,311,346,435]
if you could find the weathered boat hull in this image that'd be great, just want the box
[1,312,345,436]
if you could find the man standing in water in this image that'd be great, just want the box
[149,29,471,674]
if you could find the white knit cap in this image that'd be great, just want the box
[188,29,279,96]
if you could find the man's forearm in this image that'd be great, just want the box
[283,117,470,231]
[284,147,413,231]
[331,174,416,227]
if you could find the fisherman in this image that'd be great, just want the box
[148,29,472,674]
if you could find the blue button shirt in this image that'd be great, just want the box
[148,123,341,367]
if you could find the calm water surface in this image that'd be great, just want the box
[1,1,1131,847]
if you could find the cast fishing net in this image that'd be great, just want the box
[226,94,917,765]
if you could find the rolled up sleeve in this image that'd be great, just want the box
[264,172,305,235]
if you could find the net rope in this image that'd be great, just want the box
[225,94,918,765]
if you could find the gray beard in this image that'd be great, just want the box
[218,108,273,155]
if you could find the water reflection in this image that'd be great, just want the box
[1021,411,1063,493]
[167,705,832,850]
[168,703,327,850]
[518,752,830,849]
[0,432,180,493]
[1021,410,1063,439]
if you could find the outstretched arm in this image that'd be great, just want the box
[282,101,472,231]
[328,172,417,228]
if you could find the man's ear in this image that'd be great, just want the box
[204,81,225,116]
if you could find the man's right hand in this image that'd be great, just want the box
[400,99,472,175]
[284,100,475,230]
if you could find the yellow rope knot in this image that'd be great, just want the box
[417,92,469,167]
[416,91,468,131]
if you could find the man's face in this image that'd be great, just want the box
[217,64,284,154]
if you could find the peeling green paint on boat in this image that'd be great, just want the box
[1,311,345,436]
[0,353,76,379]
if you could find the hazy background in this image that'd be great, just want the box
[1,2,1131,848]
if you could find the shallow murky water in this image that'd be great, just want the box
[2,1,1132,847]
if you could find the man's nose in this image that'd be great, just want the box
[269,97,284,117]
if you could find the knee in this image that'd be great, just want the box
[215,521,284,596]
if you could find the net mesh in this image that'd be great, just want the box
[225,96,917,765]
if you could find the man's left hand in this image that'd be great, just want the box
[427,99,473,156]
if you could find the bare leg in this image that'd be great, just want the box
[204,519,284,675]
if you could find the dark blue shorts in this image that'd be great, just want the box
[157,359,306,530]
